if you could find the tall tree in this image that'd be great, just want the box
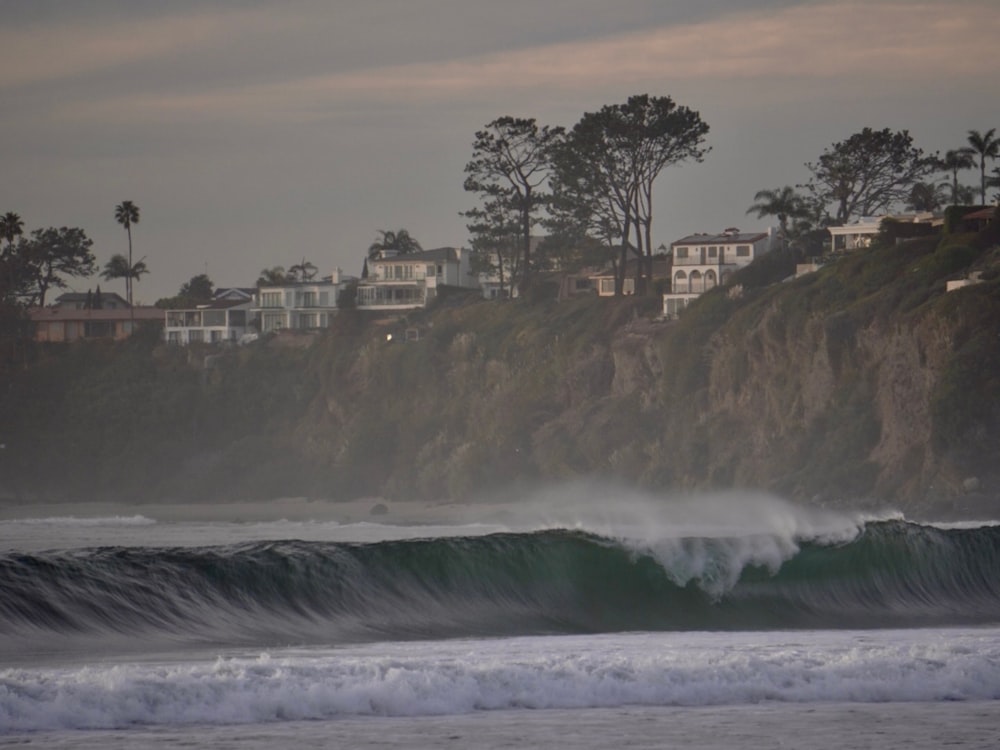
[463,195,523,299]
[100,253,149,300]
[0,212,24,256]
[114,201,140,306]
[745,186,810,247]
[18,227,97,306]
[550,95,709,295]
[965,128,999,205]
[804,128,936,224]
[939,149,976,204]
[464,117,564,292]
[367,229,422,259]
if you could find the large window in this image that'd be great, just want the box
[202,310,225,326]
[736,245,751,257]
[260,291,283,308]
[675,247,688,259]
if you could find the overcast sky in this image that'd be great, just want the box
[2,0,997,303]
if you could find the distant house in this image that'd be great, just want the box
[662,228,776,318]
[356,247,477,311]
[253,269,354,333]
[52,291,129,310]
[213,287,257,303]
[827,212,939,253]
[164,298,253,345]
[589,255,672,297]
[29,305,163,342]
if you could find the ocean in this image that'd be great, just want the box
[1,492,999,748]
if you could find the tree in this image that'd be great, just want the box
[288,258,319,282]
[114,200,140,306]
[804,128,936,224]
[257,266,292,287]
[463,195,523,299]
[180,273,213,302]
[155,274,214,309]
[464,117,564,292]
[965,128,999,205]
[905,181,949,212]
[100,253,149,299]
[550,94,709,295]
[745,186,811,247]
[15,227,97,306]
[0,212,24,255]
[367,229,422,259]
[939,149,976,204]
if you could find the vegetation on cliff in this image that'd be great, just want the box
[2,215,998,516]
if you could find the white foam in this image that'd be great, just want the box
[3,628,999,732]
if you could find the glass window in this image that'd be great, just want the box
[737,245,751,257]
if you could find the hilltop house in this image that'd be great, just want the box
[163,298,253,345]
[30,303,162,342]
[827,212,939,253]
[356,247,477,310]
[662,227,776,318]
[253,269,354,333]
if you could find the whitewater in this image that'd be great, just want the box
[1,489,999,748]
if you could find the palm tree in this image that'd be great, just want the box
[288,258,319,282]
[965,129,999,204]
[114,201,140,306]
[0,212,24,256]
[939,149,976,204]
[745,186,809,247]
[368,229,422,259]
[256,266,292,287]
[100,253,148,300]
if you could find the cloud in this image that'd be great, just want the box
[43,1,1000,125]
[0,7,280,89]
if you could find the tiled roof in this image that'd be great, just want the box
[672,231,768,246]
[29,306,164,322]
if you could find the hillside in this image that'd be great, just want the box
[2,217,999,518]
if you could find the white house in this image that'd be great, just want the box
[164,298,253,345]
[253,269,353,333]
[662,227,776,318]
[356,247,477,310]
[827,212,938,253]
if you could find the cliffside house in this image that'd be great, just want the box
[662,228,776,318]
[827,212,939,253]
[164,298,253,345]
[356,247,477,311]
[51,291,130,310]
[589,255,672,297]
[253,269,353,333]
[30,300,163,342]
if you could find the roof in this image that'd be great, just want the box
[962,207,997,220]
[371,246,459,263]
[54,291,129,304]
[29,306,164,322]
[172,299,253,312]
[672,231,769,246]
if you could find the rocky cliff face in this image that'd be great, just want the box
[3,224,998,518]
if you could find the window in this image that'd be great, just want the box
[189,330,204,343]
[203,310,225,327]
[736,245,750,257]
[210,330,223,343]
[708,247,717,257]
[676,247,688,259]
[261,291,283,308]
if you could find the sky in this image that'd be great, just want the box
[2,0,997,303]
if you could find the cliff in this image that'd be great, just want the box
[2,218,999,518]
